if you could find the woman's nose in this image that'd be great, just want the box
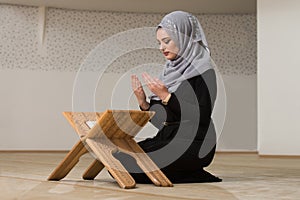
[159,44,165,51]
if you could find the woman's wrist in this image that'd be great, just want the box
[139,101,150,110]
[161,93,171,105]
[160,92,171,101]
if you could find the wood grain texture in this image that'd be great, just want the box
[82,159,105,180]
[48,140,88,181]
[48,110,172,189]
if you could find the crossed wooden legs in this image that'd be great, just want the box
[48,138,173,189]
[48,110,173,189]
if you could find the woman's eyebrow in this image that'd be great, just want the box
[157,37,171,42]
[161,37,171,41]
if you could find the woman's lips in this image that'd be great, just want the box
[163,52,169,56]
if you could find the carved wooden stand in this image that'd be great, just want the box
[48,110,173,189]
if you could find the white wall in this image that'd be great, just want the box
[0,70,78,150]
[258,0,300,155]
[217,75,257,151]
[0,71,257,151]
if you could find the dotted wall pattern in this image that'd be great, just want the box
[0,4,256,75]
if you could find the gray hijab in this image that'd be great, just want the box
[151,11,213,100]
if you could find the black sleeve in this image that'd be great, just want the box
[166,71,216,123]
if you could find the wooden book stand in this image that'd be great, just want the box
[48,110,173,189]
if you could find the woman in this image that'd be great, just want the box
[114,11,221,183]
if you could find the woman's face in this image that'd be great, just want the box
[156,28,179,61]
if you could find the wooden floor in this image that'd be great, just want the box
[0,152,299,200]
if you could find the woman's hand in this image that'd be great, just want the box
[131,74,149,110]
[142,73,170,100]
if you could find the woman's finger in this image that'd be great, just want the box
[154,78,165,86]
[142,73,151,86]
[143,73,157,87]
[136,76,142,88]
[131,75,137,90]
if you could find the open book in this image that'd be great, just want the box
[85,121,97,129]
